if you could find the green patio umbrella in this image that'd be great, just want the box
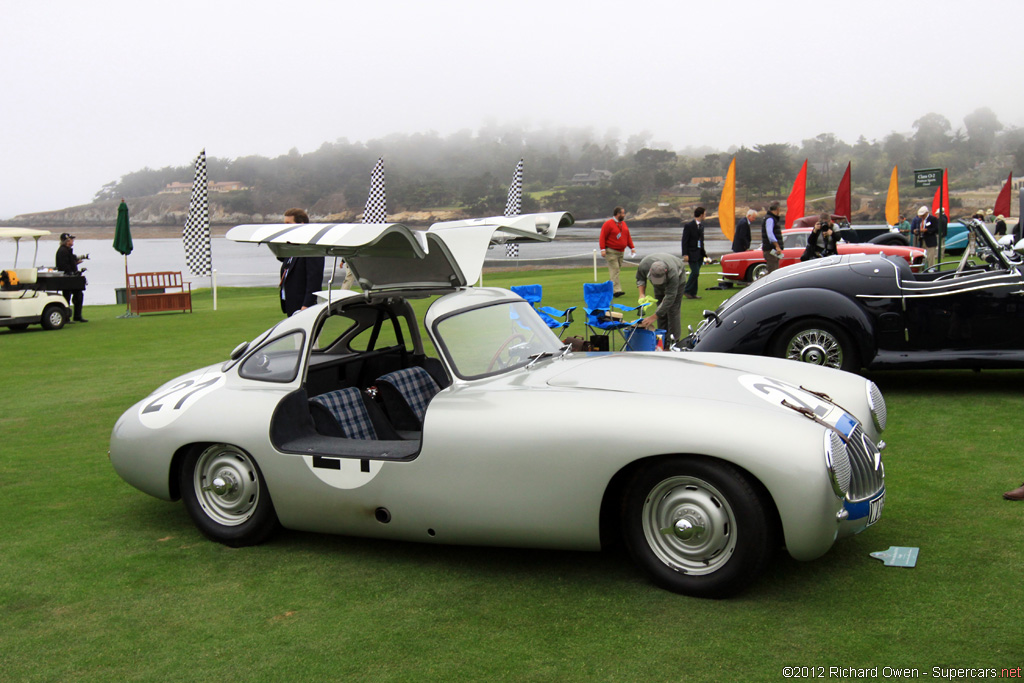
[113,200,136,317]
[113,199,133,255]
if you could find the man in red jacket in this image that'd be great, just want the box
[599,206,637,298]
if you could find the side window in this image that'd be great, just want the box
[314,314,356,350]
[349,313,414,352]
[239,332,305,383]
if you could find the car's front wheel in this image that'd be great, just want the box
[622,457,773,598]
[771,317,859,371]
[180,443,279,547]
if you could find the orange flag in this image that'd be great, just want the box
[885,166,900,226]
[718,157,737,242]
[994,171,1012,217]
[931,168,949,218]
[785,160,808,230]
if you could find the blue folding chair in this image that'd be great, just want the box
[583,281,648,350]
[510,284,576,337]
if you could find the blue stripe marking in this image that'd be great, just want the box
[835,413,857,438]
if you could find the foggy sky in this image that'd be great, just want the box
[2,0,1021,219]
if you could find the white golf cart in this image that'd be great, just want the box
[0,228,72,331]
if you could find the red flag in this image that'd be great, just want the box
[931,168,949,218]
[785,160,808,230]
[994,171,1013,217]
[835,162,852,221]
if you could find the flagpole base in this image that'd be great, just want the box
[117,307,139,319]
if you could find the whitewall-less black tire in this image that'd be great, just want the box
[622,457,773,598]
[180,443,279,547]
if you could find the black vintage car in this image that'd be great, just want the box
[686,219,1024,371]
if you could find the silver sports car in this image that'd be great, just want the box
[110,211,887,598]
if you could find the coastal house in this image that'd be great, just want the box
[159,181,249,194]
[570,169,613,186]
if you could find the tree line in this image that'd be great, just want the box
[93,108,1022,220]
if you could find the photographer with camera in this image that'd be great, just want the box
[55,232,88,322]
[800,213,839,262]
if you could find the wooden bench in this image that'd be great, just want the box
[127,271,192,314]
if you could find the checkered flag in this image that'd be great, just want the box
[504,158,523,217]
[505,159,523,258]
[183,149,212,276]
[363,157,387,223]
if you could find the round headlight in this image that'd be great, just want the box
[866,381,887,432]
[825,430,851,498]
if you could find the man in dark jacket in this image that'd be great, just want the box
[911,206,940,269]
[680,206,706,299]
[800,214,838,261]
[279,208,326,316]
[731,209,756,252]
[55,233,87,322]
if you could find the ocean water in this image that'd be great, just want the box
[2,229,726,306]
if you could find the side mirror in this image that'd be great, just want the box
[230,341,249,360]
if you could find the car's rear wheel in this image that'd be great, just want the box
[622,457,773,598]
[40,305,66,330]
[181,443,279,547]
[771,318,859,372]
[747,263,769,281]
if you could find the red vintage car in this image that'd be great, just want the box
[720,227,926,283]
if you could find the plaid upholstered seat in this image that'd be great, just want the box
[375,367,440,429]
[310,388,378,440]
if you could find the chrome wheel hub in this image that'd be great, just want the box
[194,445,260,526]
[786,329,842,368]
[642,476,737,575]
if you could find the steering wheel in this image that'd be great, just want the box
[487,333,528,372]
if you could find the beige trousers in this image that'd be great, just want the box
[604,249,625,293]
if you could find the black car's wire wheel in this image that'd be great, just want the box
[622,456,773,598]
[772,318,859,372]
[181,443,279,547]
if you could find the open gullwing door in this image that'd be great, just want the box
[226,211,573,292]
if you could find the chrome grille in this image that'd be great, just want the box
[829,431,851,494]
[867,382,887,432]
[845,424,884,501]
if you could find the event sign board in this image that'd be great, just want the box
[914,168,944,189]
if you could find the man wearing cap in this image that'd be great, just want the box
[55,233,87,322]
[994,214,1007,239]
[636,253,686,345]
[911,207,940,269]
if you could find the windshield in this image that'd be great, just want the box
[435,300,564,379]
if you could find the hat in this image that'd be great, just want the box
[648,261,668,285]
[60,232,76,241]
[973,210,985,218]
[986,209,994,215]
[917,206,928,216]
[997,215,1005,220]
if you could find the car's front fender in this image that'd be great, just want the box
[695,288,876,363]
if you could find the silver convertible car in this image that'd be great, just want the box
[110,212,888,598]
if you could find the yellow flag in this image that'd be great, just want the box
[718,157,737,242]
[885,165,900,226]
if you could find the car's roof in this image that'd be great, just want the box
[228,212,573,292]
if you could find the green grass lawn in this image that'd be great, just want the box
[2,272,1022,681]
